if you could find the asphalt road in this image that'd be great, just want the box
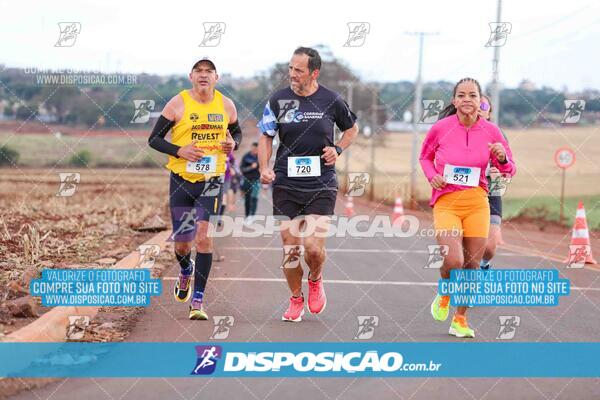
[11,189,600,400]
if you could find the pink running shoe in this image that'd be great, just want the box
[282,296,305,322]
[308,277,327,314]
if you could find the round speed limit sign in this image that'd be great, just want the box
[554,147,575,169]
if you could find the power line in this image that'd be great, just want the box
[513,5,592,39]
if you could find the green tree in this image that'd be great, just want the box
[69,150,91,167]
[0,145,19,166]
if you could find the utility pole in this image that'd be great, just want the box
[338,80,355,192]
[406,31,438,208]
[369,84,378,201]
[491,0,503,124]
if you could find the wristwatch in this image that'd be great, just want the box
[334,145,343,156]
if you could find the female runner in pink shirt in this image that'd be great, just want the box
[419,78,516,338]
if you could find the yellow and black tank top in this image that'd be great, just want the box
[166,89,229,183]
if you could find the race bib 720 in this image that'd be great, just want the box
[287,156,321,177]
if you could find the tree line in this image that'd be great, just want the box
[1,61,598,130]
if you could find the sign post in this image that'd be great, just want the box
[554,147,575,223]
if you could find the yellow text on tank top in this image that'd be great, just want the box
[166,89,230,183]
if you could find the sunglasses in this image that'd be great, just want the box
[480,102,490,111]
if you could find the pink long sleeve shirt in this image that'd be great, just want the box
[419,114,516,207]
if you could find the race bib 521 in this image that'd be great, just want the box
[443,164,481,187]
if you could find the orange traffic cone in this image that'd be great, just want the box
[392,197,404,226]
[564,201,597,264]
[344,196,355,217]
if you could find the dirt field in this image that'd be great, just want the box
[0,133,162,167]
[0,120,260,167]
[0,168,172,334]
[2,124,598,230]
[338,126,600,204]
[5,124,598,202]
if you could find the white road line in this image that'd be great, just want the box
[163,276,434,286]
[219,246,529,257]
[220,247,427,253]
[161,276,600,291]
[500,243,600,273]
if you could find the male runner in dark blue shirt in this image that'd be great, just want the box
[257,47,358,322]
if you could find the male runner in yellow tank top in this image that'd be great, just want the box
[148,57,242,320]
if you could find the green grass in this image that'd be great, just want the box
[503,196,600,230]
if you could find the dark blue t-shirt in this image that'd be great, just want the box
[241,151,260,181]
[257,85,357,192]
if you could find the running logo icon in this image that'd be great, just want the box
[131,100,155,124]
[497,315,520,340]
[55,22,81,47]
[191,345,222,375]
[199,22,226,47]
[66,316,90,340]
[136,244,160,268]
[277,100,300,123]
[354,315,379,340]
[344,22,370,47]
[561,100,585,124]
[488,173,512,196]
[346,173,370,197]
[419,100,444,124]
[282,245,304,269]
[57,172,80,197]
[485,22,512,47]
[201,175,224,197]
[170,208,200,241]
[566,245,590,269]
[210,316,234,340]
[425,245,449,269]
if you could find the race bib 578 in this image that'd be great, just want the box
[186,155,217,174]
